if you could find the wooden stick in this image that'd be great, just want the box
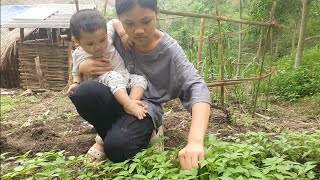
[255,112,271,120]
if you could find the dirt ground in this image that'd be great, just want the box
[1,88,319,157]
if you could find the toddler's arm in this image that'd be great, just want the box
[67,75,82,95]
[110,19,132,49]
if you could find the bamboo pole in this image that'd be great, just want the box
[207,36,214,81]
[265,17,274,110]
[256,27,264,60]
[160,9,283,28]
[215,0,225,108]
[197,18,205,72]
[236,0,242,78]
[211,67,275,83]
[208,81,242,87]
[252,2,276,118]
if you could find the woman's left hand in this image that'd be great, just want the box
[178,142,205,170]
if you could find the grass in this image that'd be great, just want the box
[0,96,41,121]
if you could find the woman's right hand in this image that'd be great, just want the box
[78,58,113,78]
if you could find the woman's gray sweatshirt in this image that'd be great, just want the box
[113,33,211,128]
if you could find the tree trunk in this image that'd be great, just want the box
[295,0,312,68]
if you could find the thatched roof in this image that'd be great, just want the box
[0,28,35,70]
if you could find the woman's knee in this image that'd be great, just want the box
[104,128,130,162]
[104,117,154,162]
[72,81,109,98]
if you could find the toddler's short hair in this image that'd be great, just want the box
[70,9,107,40]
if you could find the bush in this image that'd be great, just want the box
[272,47,320,101]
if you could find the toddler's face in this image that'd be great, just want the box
[77,28,108,57]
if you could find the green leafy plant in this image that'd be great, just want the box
[1,131,319,179]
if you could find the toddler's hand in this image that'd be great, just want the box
[66,83,80,95]
[120,34,133,50]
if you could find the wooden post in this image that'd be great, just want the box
[20,28,24,46]
[47,28,53,44]
[75,0,79,12]
[52,28,60,43]
[35,56,46,88]
[197,18,205,72]
[103,0,109,16]
[67,42,73,86]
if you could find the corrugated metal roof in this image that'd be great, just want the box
[1,4,96,28]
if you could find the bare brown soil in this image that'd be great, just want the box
[1,88,319,157]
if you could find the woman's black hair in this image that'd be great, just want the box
[115,0,157,16]
[70,9,106,40]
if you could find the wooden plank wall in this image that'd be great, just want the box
[18,42,69,91]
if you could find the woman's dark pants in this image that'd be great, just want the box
[69,81,154,162]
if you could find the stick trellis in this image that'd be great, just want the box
[160,0,279,114]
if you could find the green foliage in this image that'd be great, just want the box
[272,47,320,101]
[2,132,319,179]
[200,131,320,179]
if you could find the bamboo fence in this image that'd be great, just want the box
[18,41,69,91]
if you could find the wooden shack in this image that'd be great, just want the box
[1,4,95,91]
